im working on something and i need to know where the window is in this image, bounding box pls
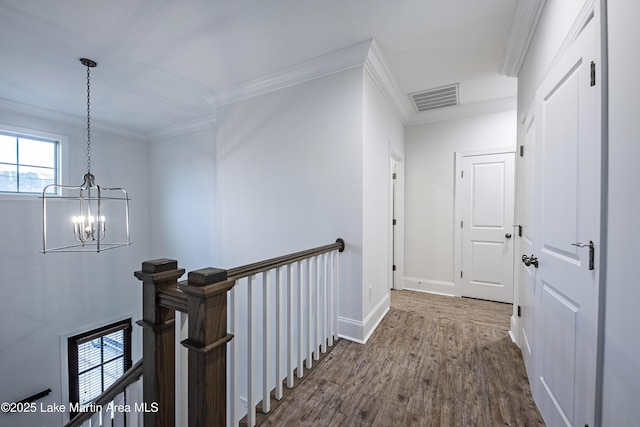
[0,130,59,194]
[68,319,132,414]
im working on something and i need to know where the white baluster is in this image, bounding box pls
[275,266,284,400]
[125,381,140,427]
[248,275,256,427]
[336,250,340,342]
[336,251,338,345]
[113,392,125,427]
[286,263,295,388]
[322,252,328,353]
[306,257,313,369]
[315,254,321,359]
[262,270,270,414]
[297,260,304,378]
[228,285,239,426]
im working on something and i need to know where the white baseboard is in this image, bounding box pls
[403,277,456,296]
[509,315,519,345]
[338,293,390,344]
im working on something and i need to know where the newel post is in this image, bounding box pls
[134,259,185,427]
[179,267,235,427]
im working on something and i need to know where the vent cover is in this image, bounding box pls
[409,84,459,112]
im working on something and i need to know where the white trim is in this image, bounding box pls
[237,395,249,421]
[338,293,390,344]
[509,315,519,344]
[338,316,366,344]
[363,40,414,123]
[511,103,534,348]
[204,38,414,125]
[0,98,146,141]
[500,0,547,77]
[389,148,405,291]
[204,39,372,107]
[406,97,517,126]
[148,116,217,141]
[403,277,456,296]
[0,123,69,201]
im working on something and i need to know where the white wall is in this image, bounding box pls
[215,68,364,333]
[148,126,217,272]
[404,110,517,295]
[0,110,150,427]
[362,70,404,340]
[213,68,364,413]
[601,1,640,425]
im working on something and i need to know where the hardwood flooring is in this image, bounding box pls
[260,290,544,426]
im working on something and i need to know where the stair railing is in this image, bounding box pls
[64,359,144,427]
[134,238,345,427]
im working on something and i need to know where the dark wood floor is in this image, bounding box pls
[261,290,544,426]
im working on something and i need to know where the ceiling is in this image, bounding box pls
[0,0,520,138]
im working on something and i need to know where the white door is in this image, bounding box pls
[532,17,599,427]
[460,152,515,303]
[517,110,537,375]
[391,157,398,289]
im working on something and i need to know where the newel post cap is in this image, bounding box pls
[134,258,185,283]
[187,268,228,286]
[142,258,178,273]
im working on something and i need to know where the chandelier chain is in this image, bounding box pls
[86,64,91,173]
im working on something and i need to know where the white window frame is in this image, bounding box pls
[0,123,68,201]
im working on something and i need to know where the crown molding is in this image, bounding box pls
[363,39,414,123]
[204,38,413,124]
[147,115,217,141]
[406,96,517,126]
[500,0,546,77]
[0,98,146,141]
[204,39,372,107]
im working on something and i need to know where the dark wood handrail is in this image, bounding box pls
[64,359,144,427]
[158,283,189,313]
[155,239,345,313]
[17,388,51,404]
[227,238,345,280]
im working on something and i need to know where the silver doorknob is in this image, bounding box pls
[505,233,512,238]
[572,240,595,270]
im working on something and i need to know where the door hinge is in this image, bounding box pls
[392,172,397,179]
[520,145,524,157]
[460,271,463,278]
[517,305,522,317]
[461,220,463,228]
[393,265,396,271]
[518,225,523,237]
[461,170,464,178]
[393,219,397,226]
[590,61,596,86]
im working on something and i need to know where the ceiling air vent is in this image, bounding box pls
[409,84,459,112]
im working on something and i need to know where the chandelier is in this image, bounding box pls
[41,58,130,253]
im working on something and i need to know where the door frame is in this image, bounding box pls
[454,147,516,298]
[389,147,404,290]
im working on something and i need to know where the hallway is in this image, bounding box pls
[260,290,544,426]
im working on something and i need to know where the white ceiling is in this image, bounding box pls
[0,0,519,137]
